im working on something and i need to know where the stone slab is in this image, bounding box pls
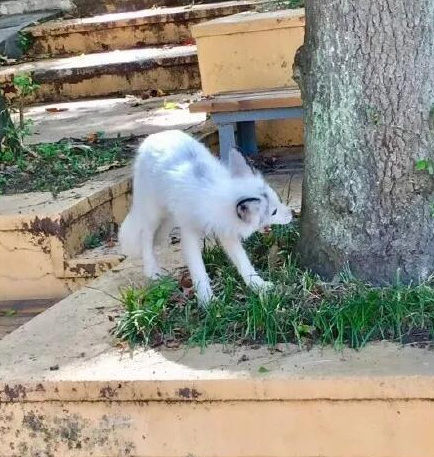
[20,92,206,144]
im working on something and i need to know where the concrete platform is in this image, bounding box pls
[25,1,258,56]
[20,92,206,144]
[0,45,200,103]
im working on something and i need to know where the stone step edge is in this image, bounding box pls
[0,47,198,82]
[25,1,259,37]
[2,376,434,403]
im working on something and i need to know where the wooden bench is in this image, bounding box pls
[189,87,303,162]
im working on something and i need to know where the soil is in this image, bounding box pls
[0,136,140,195]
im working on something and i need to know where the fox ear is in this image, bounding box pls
[236,197,261,223]
[228,148,254,177]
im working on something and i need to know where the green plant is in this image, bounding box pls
[83,224,115,250]
[0,138,130,196]
[17,32,33,54]
[1,73,39,162]
[115,225,434,350]
[416,159,434,175]
[12,73,39,129]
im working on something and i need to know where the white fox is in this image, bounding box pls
[119,130,293,306]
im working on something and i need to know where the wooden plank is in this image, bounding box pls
[190,88,302,113]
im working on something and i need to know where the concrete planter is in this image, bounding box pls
[0,167,131,301]
[192,8,305,148]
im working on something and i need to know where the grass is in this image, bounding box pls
[0,137,136,196]
[115,225,434,350]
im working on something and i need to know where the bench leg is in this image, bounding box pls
[237,121,258,156]
[217,123,236,164]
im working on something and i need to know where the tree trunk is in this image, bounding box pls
[294,0,434,284]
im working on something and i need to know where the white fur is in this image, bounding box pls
[119,130,293,306]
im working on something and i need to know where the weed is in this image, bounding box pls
[115,225,434,350]
[83,224,116,250]
[1,73,39,161]
[17,32,33,54]
[0,139,132,195]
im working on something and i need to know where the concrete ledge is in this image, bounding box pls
[1,256,434,457]
[25,1,258,56]
[0,46,200,103]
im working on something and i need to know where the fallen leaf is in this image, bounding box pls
[96,161,120,173]
[181,38,196,45]
[166,339,181,349]
[45,107,68,113]
[163,101,179,110]
[86,132,99,143]
[180,273,193,289]
[258,366,270,373]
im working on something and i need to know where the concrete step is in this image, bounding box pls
[20,92,207,144]
[72,0,240,16]
[0,0,236,16]
[25,1,258,57]
[0,45,200,103]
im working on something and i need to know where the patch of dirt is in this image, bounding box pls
[0,136,139,196]
[401,328,434,349]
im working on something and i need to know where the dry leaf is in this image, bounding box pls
[165,339,181,349]
[86,132,98,143]
[106,239,116,248]
[180,274,193,289]
[163,101,179,110]
[96,161,120,173]
[182,38,196,45]
[45,107,68,113]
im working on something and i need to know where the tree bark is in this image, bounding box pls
[294,0,434,284]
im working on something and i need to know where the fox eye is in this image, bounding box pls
[272,209,277,216]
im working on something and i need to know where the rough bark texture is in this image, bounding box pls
[294,0,434,284]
